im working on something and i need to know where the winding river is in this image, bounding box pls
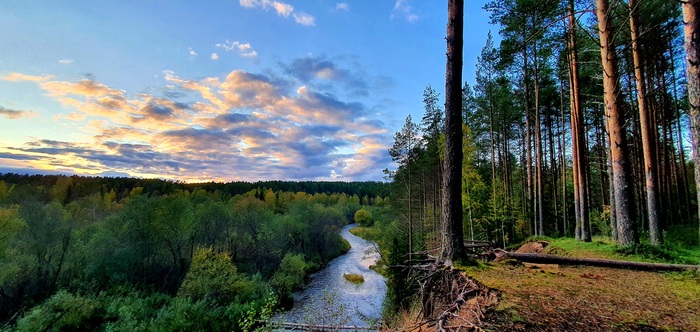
[272,224,387,328]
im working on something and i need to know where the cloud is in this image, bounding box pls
[0,106,38,119]
[1,72,53,82]
[215,40,258,58]
[188,47,198,57]
[58,59,74,65]
[239,0,315,26]
[210,53,219,60]
[282,55,370,96]
[293,13,315,26]
[2,64,392,181]
[336,3,350,11]
[391,0,419,22]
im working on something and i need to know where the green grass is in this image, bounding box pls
[517,235,700,265]
[343,273,365,284]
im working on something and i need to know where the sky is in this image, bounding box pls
[0,0,495,182]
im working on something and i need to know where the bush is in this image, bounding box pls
[15,291,103,332]
[354,209,373,227]
[271,253,307,297]
[178,247,244,305]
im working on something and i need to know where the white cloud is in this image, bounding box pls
[211,53,219,60]
[391,0,419,22]
[215,40,258,58]
[293,13,315,26]
[336,3,350,11]
[239,0,315,26]
[58,59,74,65]
[188,47,198,57]
[242,50,258,58]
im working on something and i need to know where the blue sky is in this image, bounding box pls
[0,0,494,182]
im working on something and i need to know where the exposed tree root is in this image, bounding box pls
[404,261,498,331]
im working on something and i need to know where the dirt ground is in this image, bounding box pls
[464,260,700,331]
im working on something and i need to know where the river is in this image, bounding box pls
[272,223,387,328]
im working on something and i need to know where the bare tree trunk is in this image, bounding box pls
[534,36,545,236]
[441,0,466,265]
[669,33,690,221]
[596,0,637,245]
[629,0,661,245]
[568,0,590,241]
[683,0,700,241]
[524,47,534,236]
[605,110,618,241]
[560,75,568,236]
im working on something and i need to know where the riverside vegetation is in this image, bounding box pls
[0,173,390,331]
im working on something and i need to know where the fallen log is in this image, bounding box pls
[504,252,700,272]
[261,321,380,331]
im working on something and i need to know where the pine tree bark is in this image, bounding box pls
[629,0,661,245]
[441,0,466,265]
[596,0,637,245]
[683,0,700,242]
[534,35,544,236]
[568,0,591,241]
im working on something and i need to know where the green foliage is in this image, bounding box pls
[0,174,366,329]
[271,253,307,297]
[178,247,245,304]
[0,206,25,257]
[354,209,373,226]
[15,291,102,332]
[589,206,612,237]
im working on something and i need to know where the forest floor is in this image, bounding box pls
[459,238,700,331]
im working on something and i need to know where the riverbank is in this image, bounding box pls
[271,224,387,327]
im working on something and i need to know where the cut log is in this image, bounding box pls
[505,252,700,272]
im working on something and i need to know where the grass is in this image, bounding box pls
[460,233,700,331]
[516,235,700,265]
[343,273,365,284]
[463,261,700,331]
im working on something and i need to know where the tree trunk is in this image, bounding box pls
[524,47,534,236]
[629,0,661,245]
[534,36,545,236]
[441,0,466,265]
[669,32,690,222]
[683,0,700,242]
[596,0,637,245]
[568,0,590,241]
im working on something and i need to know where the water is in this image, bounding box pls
[272,224,387,328]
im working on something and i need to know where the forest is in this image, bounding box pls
[385,0,699,254]
[0,174,391,331]
[1,0,700,330]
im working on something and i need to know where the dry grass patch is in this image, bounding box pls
[466,262,700,331]
[343,273,364,284]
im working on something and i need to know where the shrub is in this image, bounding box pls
[271,253,307,297]
[178,247,244,305]
[354,209,373,227]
